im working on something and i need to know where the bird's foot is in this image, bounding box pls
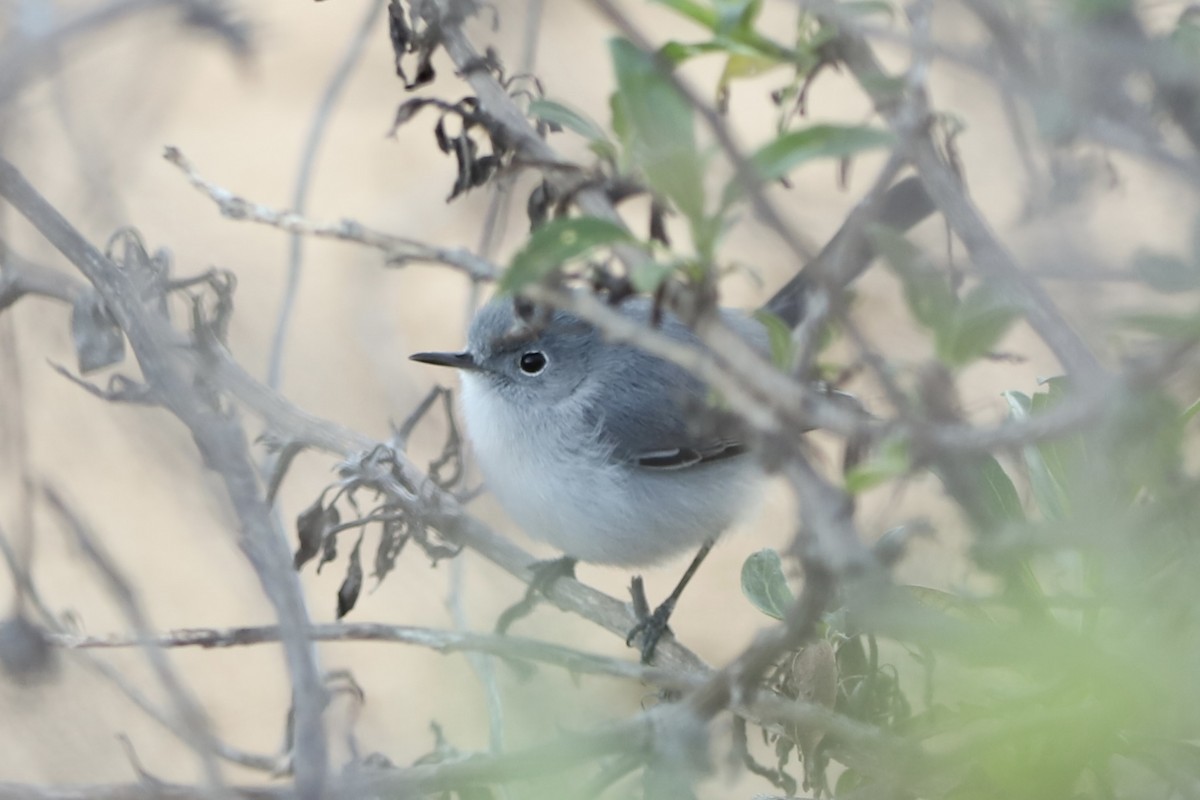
[495,556,577,634]
[625,576,676,664]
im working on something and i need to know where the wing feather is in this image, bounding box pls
[584,299,766,471]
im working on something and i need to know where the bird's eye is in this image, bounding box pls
[518,351,547,375]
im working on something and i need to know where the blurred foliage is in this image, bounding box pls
[574,2,1200,799]
[345,0,1200,797]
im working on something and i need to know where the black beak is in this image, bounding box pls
[409,350,477,370]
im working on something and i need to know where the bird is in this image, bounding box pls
[411,177,934,661]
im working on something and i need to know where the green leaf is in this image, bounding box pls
[630,261,676,293]
[1107,390,1186,492]
[724,125,893,208]
[651,0,718,29]
[718,50,779,89]
[841,0,896,18]
[741,549,795,620]
[1120,310,1200,339]
[937,283,1019,367]
[1132,250,1200,293]
[528,99,611,145]
[1182,396,1200,425]
[753,309,795,369]
[845,435,910,493]
[870,225,957,334]
[1172,8,1200,63]
[1030,378,1090,511]
[715,0,762,32]
[834,769,866,797]
[610,38,707,226]
[659,39,728,66]
[973,455,1026,525]
[1004,390,1068,519]
[874,231,1018,368]
[502,217,635,292]
[906,585,995,623]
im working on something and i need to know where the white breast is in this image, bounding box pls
[459,373,761,567]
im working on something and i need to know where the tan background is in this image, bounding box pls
[0,0,1195,795]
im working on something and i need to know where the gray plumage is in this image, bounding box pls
[429,297,768,566]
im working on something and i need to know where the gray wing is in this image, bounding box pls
[589,300,768,470]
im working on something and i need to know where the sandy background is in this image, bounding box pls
[0,0,1195,796]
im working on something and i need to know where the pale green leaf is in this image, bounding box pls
[502,217,635,292]
[741,549,795,620]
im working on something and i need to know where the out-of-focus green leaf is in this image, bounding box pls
[1005,391,1069,520]
[870,225,957,334]
[1182,396,1200,425]
[858,72,908,102]
[715,0,762,32]
[718,49,779,88]
[1069,0,1133,20]
[741,549,795,620]
[1172,7,1200,63]
[651,0,718,29]
[1132,250,1200,293]
[845,435,910,493]
[1108,391,1185,492]
[610,38,707,227]
[1120,311,1200,339]
[937,284,1019,367]
[906,585,996,623]
[630,261,675,293]
[834,769,865,797]
[974,455,1026,525]
[1027,377,1092,520]
[723,125,893,208]
[941,455,1025,530]
[841,0,896,18]
[502,217,635,291]
[659,39,728,65]
[528,99,611,145]
[753,309,795,369]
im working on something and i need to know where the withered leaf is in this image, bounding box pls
[70,292,125,373]
[337,534,364,619]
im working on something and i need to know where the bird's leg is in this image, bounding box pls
[495,555,578,634]
[625,540,714,663]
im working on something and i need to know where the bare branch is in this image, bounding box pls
[52,621,686,688]
[0,251,83,311]
[163,147,496,280]
[0,154,330,800]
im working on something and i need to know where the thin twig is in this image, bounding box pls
[0,526,283,774]
[269,0,386,391]
[163,147,496,281]
[51,621,684,687]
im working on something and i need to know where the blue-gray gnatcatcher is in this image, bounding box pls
[412,178,933,660]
